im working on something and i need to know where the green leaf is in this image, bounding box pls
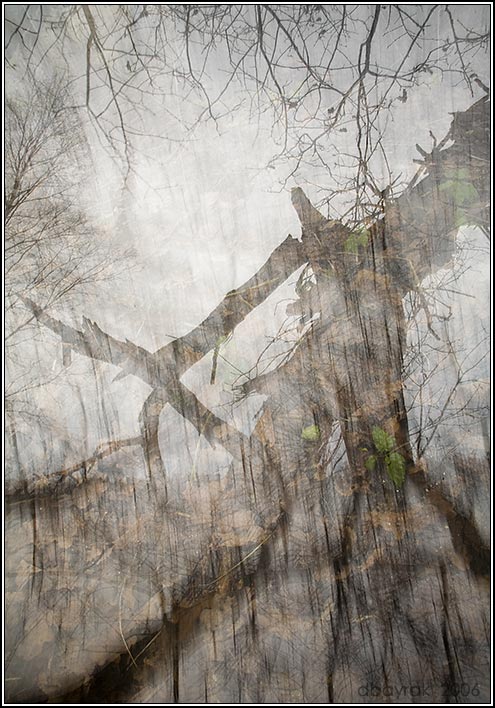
[446,167,471,182]
[439,179,457,193]
[365,454,377,472]
[344,235,359,254]
[385,452,406,487]
[439,178,479,205]
[355,229,370,247]
[301,424,321,442]
[453,182,479,205]
[371,426,395,453]
[344,228,369,254]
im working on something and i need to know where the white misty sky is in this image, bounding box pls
[4,4,490,476]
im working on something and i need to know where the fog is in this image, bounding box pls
[4,5,490,704]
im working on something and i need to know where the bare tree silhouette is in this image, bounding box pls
[4,5,490,704]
